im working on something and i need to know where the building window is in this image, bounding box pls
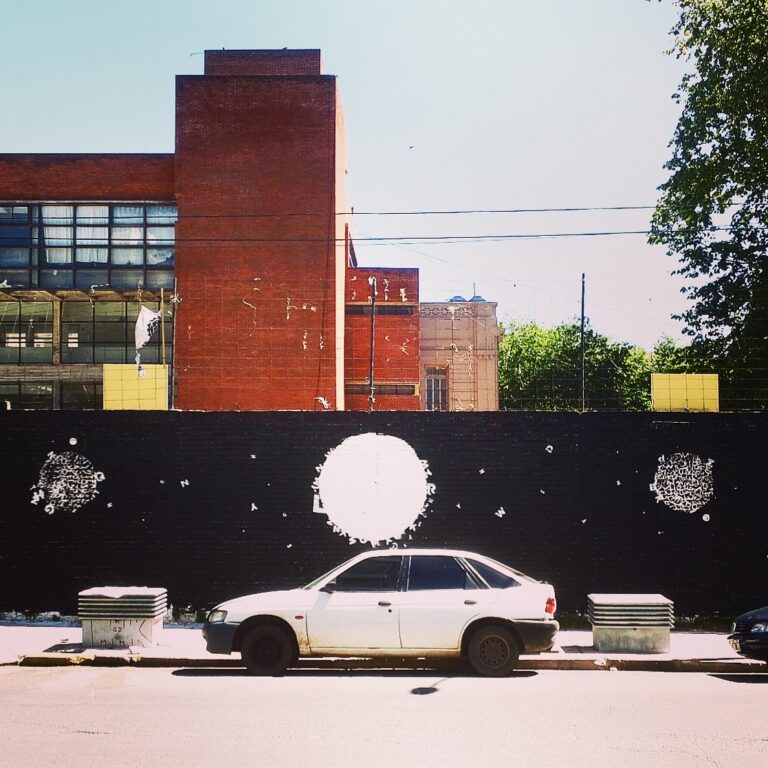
[61,300,173,364]
[61,382,103,410]
[0,203,176,292]
[345,383,417,396]
[425,366,448,411]
[345,305,415,316]
[0,382,54,410]
[0,301,53,363]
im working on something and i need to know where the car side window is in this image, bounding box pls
[332,556,403,592]
[407,556,478,591]
[466,559,520,589]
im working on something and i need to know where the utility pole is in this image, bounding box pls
[580,273,586,413]
[368,276,377,412]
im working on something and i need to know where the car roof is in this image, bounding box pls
[362,547,495,560]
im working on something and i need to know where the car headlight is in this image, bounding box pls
[207,609,227,623]
[751,622,768,633]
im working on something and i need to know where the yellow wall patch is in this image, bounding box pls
[651,373,719,412]
[103,364,169,410]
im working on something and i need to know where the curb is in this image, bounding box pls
[8,653,766,673]
[518,657,766,673]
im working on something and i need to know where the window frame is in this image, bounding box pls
[462,558,521,589]
[405,555,483,592]
[1,202,176,291]
[425,366,448,411]
[328,555,406,593]
[61,299,173,365]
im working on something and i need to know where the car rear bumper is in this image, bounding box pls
[515,619,560,653]
[202,621,239,655]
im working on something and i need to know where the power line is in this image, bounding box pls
[95,225,756,246]
[169,205,661,218]
[15,201,746,221]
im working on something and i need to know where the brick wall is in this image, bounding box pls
[174,69,343,410]
[204,49,323,76]
[345,266,420,411]
[0,154,175,201]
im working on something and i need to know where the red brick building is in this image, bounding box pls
[0,49,420,411]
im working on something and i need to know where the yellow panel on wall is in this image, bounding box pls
[103,364,169,410]
[651,373,719,412]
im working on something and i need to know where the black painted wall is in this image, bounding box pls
[1,411,765,617]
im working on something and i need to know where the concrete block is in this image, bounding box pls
[593,626,671,653]
[81,617,163,649]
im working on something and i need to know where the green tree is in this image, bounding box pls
[651,335,696,372]
[499,321,652,411]
[650,0,768,409]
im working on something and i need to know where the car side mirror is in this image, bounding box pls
[320,581,337,594]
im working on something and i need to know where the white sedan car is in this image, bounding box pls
[203,548,559,676]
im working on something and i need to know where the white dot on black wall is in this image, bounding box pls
[313,433,433,545]
[702,514,711,522]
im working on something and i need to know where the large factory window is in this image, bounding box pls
[0,203,176,291]
[0,301,53,363]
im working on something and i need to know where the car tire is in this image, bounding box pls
[241,624,296,676]
[467,624,520,677]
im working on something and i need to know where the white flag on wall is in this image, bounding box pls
[135,306,161,376]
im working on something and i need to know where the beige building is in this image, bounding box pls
[419,298,503,411]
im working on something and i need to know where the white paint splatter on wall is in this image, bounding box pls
[650,452,714,514]
[312,433,434,545]
[30,451,104,515]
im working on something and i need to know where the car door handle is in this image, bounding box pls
[464,599,477,605]
[378,600,392,607]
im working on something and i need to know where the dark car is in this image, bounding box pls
[728,605,768,661]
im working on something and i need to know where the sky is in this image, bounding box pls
[0,0,690,349]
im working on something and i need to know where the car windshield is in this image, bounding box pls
[301,555,360,590]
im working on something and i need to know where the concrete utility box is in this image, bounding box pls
[78,586,167,648]
[588,593,674,653]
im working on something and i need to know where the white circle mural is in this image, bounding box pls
[312,433,434,545]
[30,451,105,515]
[650,452,714,514]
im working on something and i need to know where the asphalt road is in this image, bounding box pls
[1,666,766,768]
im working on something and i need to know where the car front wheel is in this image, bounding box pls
[241,624,296,676]
[467,625,520,677]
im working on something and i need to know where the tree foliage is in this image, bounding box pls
[498,321,652,410]
[650,0,768,408]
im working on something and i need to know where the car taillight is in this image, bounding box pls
[545,597,556,615]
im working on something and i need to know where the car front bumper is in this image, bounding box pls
[202,621,240,655]
[728,633,768,661]
[515,619,560,654]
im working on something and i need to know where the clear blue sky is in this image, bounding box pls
[0,0,688,349]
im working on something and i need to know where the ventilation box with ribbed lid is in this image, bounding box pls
[78,586,167,648]
[588,593,674,653]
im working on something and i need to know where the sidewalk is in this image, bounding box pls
[1,624,765,672]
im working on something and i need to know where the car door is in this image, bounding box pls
[397,555,496,649]
[306,555,403,651]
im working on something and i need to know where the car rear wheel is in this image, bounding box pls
[241,624,296,676]
[467,624,520,677]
